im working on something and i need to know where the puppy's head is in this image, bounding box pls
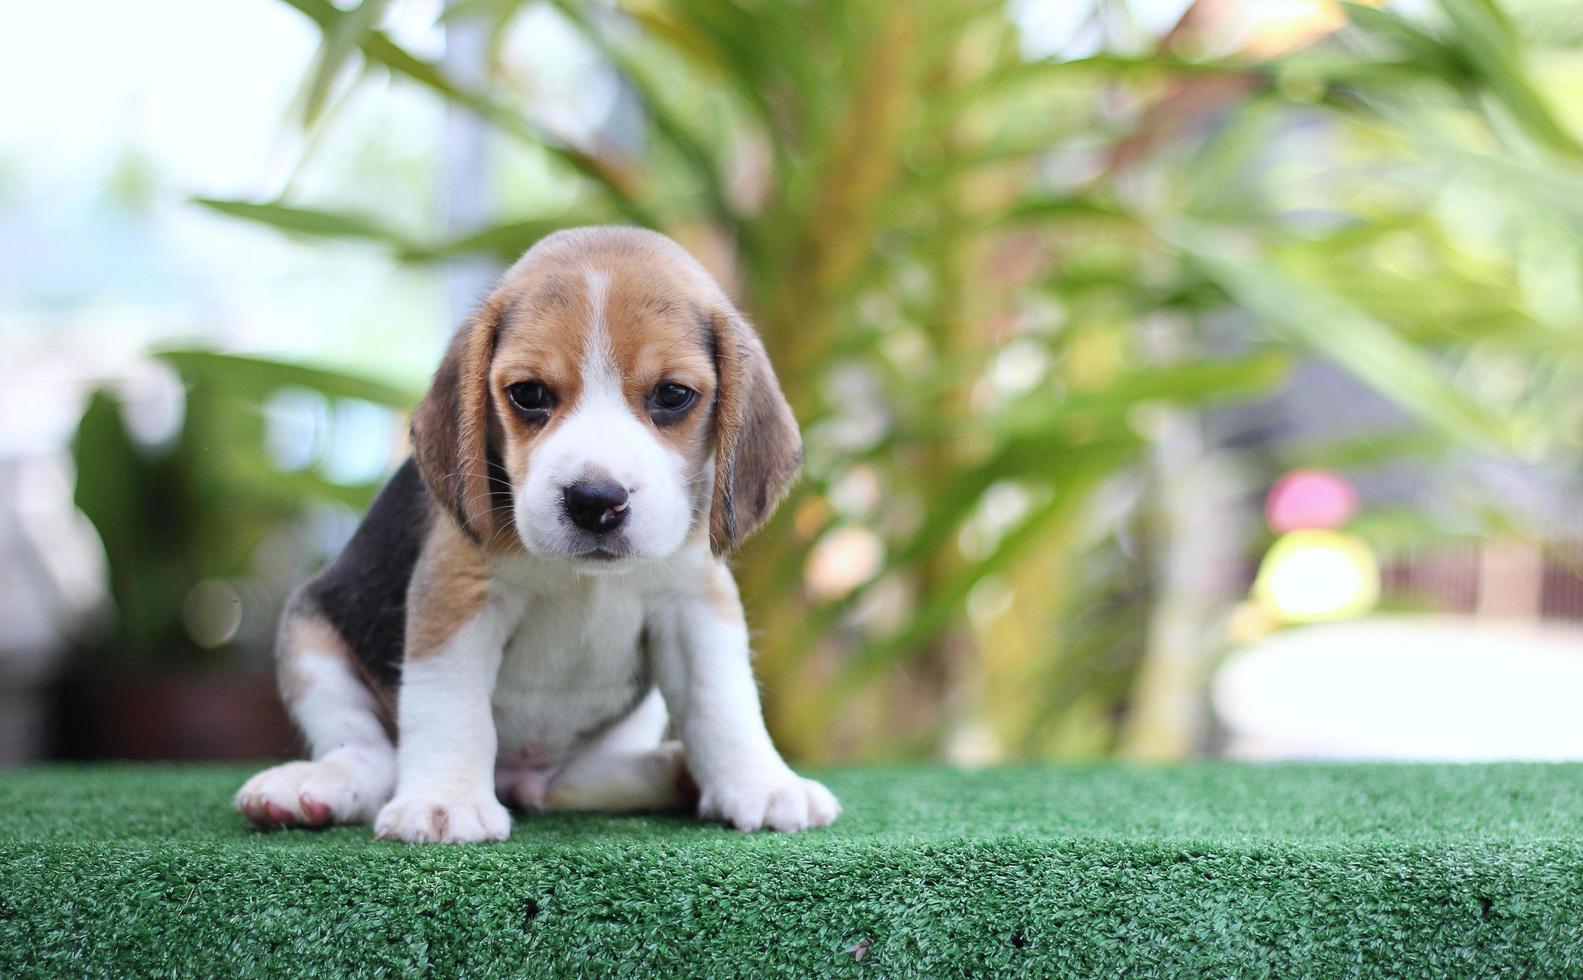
[410,227,799,571]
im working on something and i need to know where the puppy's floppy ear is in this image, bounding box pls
[411,302,501,543]
[708,306,802,555]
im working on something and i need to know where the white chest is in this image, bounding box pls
[490,578,651,765]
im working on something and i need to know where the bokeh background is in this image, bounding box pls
[4,0,1583,767]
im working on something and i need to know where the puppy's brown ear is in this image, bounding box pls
[708,307,802,555]
[411,303,501,543]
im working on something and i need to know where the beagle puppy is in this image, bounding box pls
[235,227,839,842]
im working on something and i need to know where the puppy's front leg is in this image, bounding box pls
[652,566,840,832]
[375,605,515,844]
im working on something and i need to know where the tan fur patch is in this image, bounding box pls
[411,296,506,542]
[490,270,592,412]
[405,517,492,660]
[486,229,724,506]
[604,270,717,457]
[706,308,802,554]
[276,611,350,705]
[277,605,397,729]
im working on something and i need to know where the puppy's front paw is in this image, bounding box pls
[699,770,841,832]
[374,793,511,844]
[236,754,392,828]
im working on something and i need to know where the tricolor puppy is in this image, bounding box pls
[236,227,839,842]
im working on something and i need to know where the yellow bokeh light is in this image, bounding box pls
[1254,529,1379,623]
[804,525,884,601]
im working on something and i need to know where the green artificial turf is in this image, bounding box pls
[4,764,1583,977]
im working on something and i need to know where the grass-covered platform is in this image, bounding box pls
[3,763,1582,976]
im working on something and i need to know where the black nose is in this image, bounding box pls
[563,480,630,534]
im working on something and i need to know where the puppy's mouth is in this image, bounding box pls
[566,543,643,574]
[564,533,638,562]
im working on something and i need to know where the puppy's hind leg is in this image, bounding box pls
[236,599,396,829]
[540,742,693,813]
[534,690,696,814]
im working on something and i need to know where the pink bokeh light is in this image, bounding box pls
[1265,468,1357,533]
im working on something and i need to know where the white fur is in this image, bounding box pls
[489,555,651,767]
[648,569,842,832]
[375,602,516,843]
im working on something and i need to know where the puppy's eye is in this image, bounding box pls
[649,382,697,420]
[506,381,554,418]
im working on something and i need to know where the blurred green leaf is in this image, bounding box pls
[222,449,386,510]
[1169,221,1522,454]
[195,198,607,264]
[997,350,1292,442]
[278,0,661,225]
[399,216,601,263]
[1417,138,1583,230]
[194,197,420,251]
[436,0,516,24]
[157,350,420,408]
[1436,0,1583,158]
[1271,430,1451,471]
[831,459,1120,697]
[1341,3,1467,84]
[301,0,390,128]
[547,0,752,257]
[73,391,170,653]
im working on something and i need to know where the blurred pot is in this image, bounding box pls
[59,667,296,761]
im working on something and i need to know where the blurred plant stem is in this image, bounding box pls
[440,0,498,326]
[1118,403,1242,760]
